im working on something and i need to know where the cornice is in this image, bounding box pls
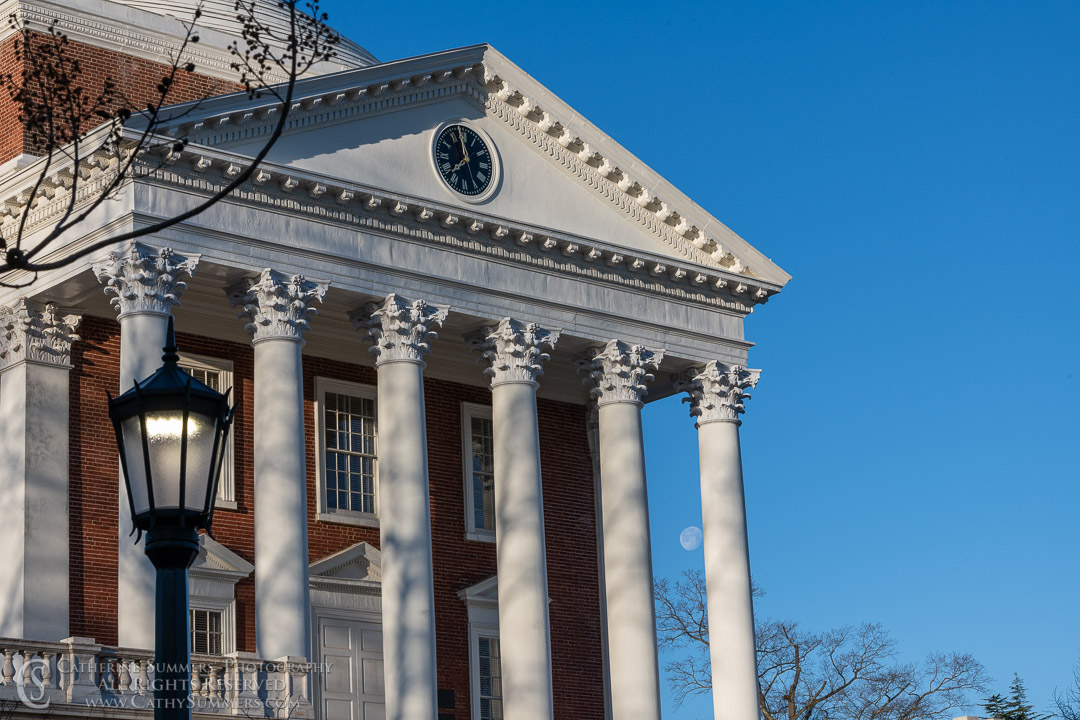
[144,50,786,285]
[1,0,267,84]
[1,144,777,315]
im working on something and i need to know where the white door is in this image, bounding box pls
[318,616,385,720]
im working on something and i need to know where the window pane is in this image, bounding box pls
[322,389,377,515]
[478,636,502,720]
[469,413,495,532]
[191,609,224,656]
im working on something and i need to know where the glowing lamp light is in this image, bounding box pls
[108,316,234,535]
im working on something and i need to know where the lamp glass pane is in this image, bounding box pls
[182,410,219,512]
[140,409,215,511]
[120,416,151,515]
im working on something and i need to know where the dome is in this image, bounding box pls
[108,0,379,70]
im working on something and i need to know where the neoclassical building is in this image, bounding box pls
[0,1,790,719]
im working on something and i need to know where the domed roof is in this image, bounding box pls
[109,0,378,70]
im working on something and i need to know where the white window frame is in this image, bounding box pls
[189,603,231,656]
[471,631,503,720]
[315,377,380,528]
[461,402,496,542]
[178,352,236,509]
[459,577,501,720]
[188,535,251,657]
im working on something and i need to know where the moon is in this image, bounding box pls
[679,526,703,551]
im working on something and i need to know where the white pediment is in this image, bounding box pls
[310,542,382,584]
[457,576,498,606]
[190,533,254,581]
[160,45,789,288]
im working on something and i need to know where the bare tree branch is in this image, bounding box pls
[0,0,340,285]
[655,572,988,720]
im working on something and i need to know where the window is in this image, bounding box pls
[459,576,500,720]
[178,353,235,508]
[461,403,495,541]
[477,636,503,720]
[188,534,252,657]
[316,378,379,527]
[191,608,224,655]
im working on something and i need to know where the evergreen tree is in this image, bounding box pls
[982,675,1050,720]
[983,693,1010,719]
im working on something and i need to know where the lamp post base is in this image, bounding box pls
[145,524,200,720]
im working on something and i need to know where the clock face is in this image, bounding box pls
[433,124,495,198]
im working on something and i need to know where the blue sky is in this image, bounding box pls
[332,2,1080,716]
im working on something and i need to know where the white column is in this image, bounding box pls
[468,318,560,720]
[227,269,327,662]
[678,362,762,720]
[93,243,200,649]
[352,294,448,720]
[0,300,80,641]
[579,340,665,720]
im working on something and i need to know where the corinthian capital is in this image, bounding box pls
[466,317,560,386]
[577,339,665,406]
[225,269,328,343]
[675,361,760,425]
[350,294,449,365]
[92,243,200,318]
[0,300,81,370]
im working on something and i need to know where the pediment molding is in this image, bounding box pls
[2,147,776,314]
[132,48,787,286]
[457,575,498,607]
[190,534,254,582]
[310,542,382,584]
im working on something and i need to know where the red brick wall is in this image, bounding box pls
[69,317,605,719]
[0,32,239,164]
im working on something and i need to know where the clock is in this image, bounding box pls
[433,123,496,199]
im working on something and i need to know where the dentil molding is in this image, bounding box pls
[467,317,560,387]
[577,339,665,406]
[349,293,449,366]
[92,242,200,318]
[675,361,760,425]
[225,268,328,343]
[0,298,81,370]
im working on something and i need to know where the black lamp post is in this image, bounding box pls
[108,317,234,720]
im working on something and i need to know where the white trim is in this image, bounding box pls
[314,376,379,526]
[461,402,496,543]
[189,600,233,655]
[188,535,252,656]
[178,351,235,506]
[460,576,500,720]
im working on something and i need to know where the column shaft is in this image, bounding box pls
[698,421,758,720]
[491,381,554,720]
[253,338,311,660]
[117,312,168,650]
[94,243,200,650]
[353,293,447,720]
[597,401,662,720]
[378,361,438,720]
[0,361,72,640]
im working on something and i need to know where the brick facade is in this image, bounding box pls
[68,314,605,720]
[0,32,238,164]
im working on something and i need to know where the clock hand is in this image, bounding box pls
[457,128,470,164]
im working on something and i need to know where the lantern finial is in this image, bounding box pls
[162,316,180,365]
